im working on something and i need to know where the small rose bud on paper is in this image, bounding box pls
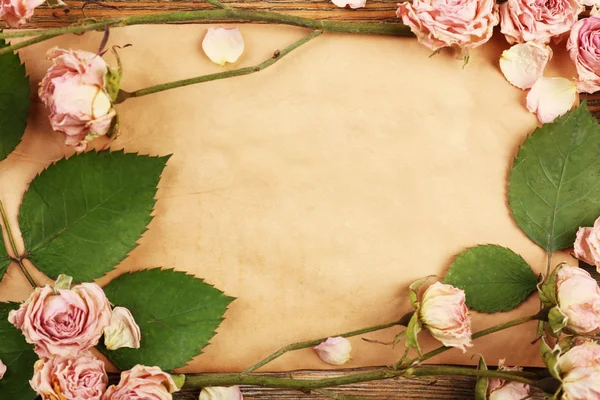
[554,266,600,335]
[331,0,366,9]
[200,386,244,400]
[526,77,577,124]
[104,306,142,350]
[558,342,600,399]
[573,217,600,270]
[202,27,245,66]
[568,17,600,94]
[419,282,472,352]
[313,337,352,365]
[487,359,531,400]
[0,0,45,28]
[103,365,179,400]
[499,42,552,89]
[0,359,5,380]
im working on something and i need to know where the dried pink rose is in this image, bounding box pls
[488,360,531,400]
[331,0,366,8]
[30,352,108,400]
[39,47,117,151]
[102,365,179,400]
[558,342,600,399]
[419,282,472,352]
[499,42,552,89]
[568,17,600,94]
[555,266,600,335]
[104,306,141,350]
[573,217,600,269]
[199,386,244,400]
[8,282,111,358]
[526,77,577,123]
[313,337,352,365]
[0,359,6,379]
[499,0,582,45]
[0,0,45,28]
[396,0,499,52]
[202,27,245,66]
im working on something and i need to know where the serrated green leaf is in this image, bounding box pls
[0,303,38,400]
[100,269,234,371]
[0,38,30,162]
[509,103,600,253]
[19,151,169,281]
[474,356,488,400]
[443,245,538,313]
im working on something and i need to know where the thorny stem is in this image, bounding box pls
[0,199,37,288]
[116,30,323,102]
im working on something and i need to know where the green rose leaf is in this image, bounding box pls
[443,245,538,313]
[100,269,234,371]
[0,38,30,162]
[19,151,169,281]
[509,103,600,253]
[0,303,38,400]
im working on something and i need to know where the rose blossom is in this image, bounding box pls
[419,282,472,352]
[8,282,111,358]
[0,359,5,379]
[39,47,117,151]
[396,0,499,52]
[573,217,600,268]
[30,352,108,400]
[568,17,600,94]
[558,342,600,399]
[499,0,582,45]
[104,306,141,350]
[487,359,531,400]
[102,365,179,400]
[313,337,352,365]
[554,266,600,335]
[0,0,45,28]
[199,386,244,400]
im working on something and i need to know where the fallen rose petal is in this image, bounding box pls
[0,359,5,379]
[526,77,577,123]
[202,27,245,66]
[104,307,141,350]
[199,386,244,400]
[331,0,366,8]
[500,42,552,89]
[313,337,352,365]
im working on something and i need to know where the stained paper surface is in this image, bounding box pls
[0,24,577,371]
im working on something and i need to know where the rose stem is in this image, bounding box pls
[0,9,412,55]
[116,29,322,102]
[243,312,414,374]
[0,199,37,288]
[0,34,60,56]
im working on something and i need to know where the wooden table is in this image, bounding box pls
[22,2,594,399]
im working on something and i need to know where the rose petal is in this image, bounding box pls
[0,360,6,380]
[331,0,366,9]
[104,306,141,350]
[500,42,553,89]
[526,77,577,123]
[202,27,245,66]
[313,337,352,365]
[200,386,244,400]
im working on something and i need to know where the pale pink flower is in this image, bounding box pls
[199,386,244,400]
[102,365,179,400]
[0,0,45,28]
[499,0,583,45]
[499,42,552,89]
[396,0,499,52]
[558,342,600,400]
[313,337,352,365]
[202,27,244,66]
[0,359,5,379]
[419,282,472,352]
[8,283,111,358]
[488,360,531,400]
[573,217,600,268]
[568,17,600,94]
[331,0,366,8]
[555,266,600,335]
[30,352,108,400]
[526,77,577,123]
[39,47,117,151]
[104,307,141,350]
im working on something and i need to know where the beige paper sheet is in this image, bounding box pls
[0,25,577,372]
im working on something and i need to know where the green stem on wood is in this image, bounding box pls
[0,34,60,56]
[0,199,37,288]
[117,29,323,102]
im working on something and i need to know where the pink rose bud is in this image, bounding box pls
[39,47,118,151]
[30,352,108,400]
[568,17,600,94]
[202,27,245,66]
[555,266,600,335]
[526,77,577,124]
[396,0,498,52]
[8,282,111,358]
[104,306,141,350]
[102,365,179,400]
[419,282,472,352]
[331,0,366,8]
[488,359,531,400]
[0,0,45,28]
[499,0,582,45]
[558,342,600,400]
[499,42,552,90]
[199,386,244,400]
[0,359,5,379]
[313,337,352,365]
